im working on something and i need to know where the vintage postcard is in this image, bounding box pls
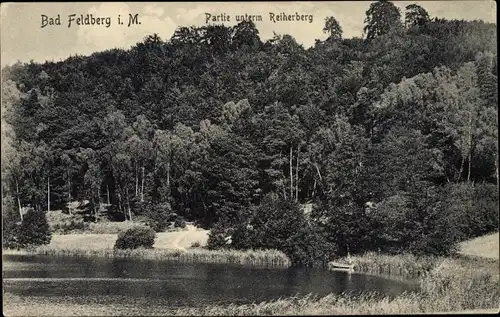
[1,1,498,316]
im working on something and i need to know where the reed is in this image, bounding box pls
[4,289,498,316]
[334,251,437,279]
[3,246,291,268]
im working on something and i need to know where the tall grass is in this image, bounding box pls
[4,246,291,268]
[336,252,437,279]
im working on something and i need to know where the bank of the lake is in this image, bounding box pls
[2,246,291,267]
[3,250,498,316]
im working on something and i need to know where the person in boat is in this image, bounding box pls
[346,246,353,265]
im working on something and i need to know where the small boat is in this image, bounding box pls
[328,249,354,271]
[328,261,354,271]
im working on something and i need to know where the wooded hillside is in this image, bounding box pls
[2,1,497,260]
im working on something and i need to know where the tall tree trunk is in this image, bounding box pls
[467,112,473,183]
[68,173,72,215]
[116,182,123,215]
[457,156,465,183]
[97,186,101,221]
[135,164,139,196]
[467,152,472,183]
[141,164,145,202]
[107,184,110,205]
[295,144,300,202]
[279,151,286,199]
[312,178,317,199]
[126,187,132,221]
[289,145,293,200]
[166,161,170,188]
[15,178,23,221]
[47,175,50,212]
[496,152,499,194]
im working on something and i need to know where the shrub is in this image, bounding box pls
[284,225,337,267]
[232,195,306,250]
[114,226,156,250]
[207,223,231,250]
[2,195,21,249]
[141,203,173,232]
[229,195,335,266]
[444,183,499,240]
[14,208,52,249]
[174,216,186,228]
[320,200,373,256]
[47,210,86,234]
[190,241,201,248]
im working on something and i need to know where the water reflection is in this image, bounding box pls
[3,254,419,308]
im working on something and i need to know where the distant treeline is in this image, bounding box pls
[2,2,498,259]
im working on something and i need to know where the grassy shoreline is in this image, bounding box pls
[2,246,292,268]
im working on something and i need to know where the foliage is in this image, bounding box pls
[46,210,86,234]
[229,195,335,266]
[284,224,337,266]
[1,1,497,259]
[174,216,186,228]
[137,202,173,232]
[6,208,52,249]
[206,223,231,250]
[190,241,201,248]
[364,0,403,40]
[405,4,430,28]
[113,226,156,250]
[443,183,499,240]
[323,17,343,40]
[319,200,372,256]
[2,195,22,249]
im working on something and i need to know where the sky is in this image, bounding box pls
[0,1,496,67]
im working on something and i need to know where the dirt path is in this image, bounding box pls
[165,225,198,250]
[48,225,209,251]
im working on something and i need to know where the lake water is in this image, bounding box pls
[3,254,419,308]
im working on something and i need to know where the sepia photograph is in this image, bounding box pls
[1,1,498,315]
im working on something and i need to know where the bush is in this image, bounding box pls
[114,226,156,250]
[2,196,22,249]
[191,241,201,248]
[228,195,336,266]
[12,208,52,249]
[174,216,186,228]
[231,195,306,250]
[284,225,337,267]
[47,210,86,234]
[140,203,173,232]
[366,182,464,257]
[207,223,231,250]
[444,183,499,240]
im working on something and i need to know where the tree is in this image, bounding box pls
[198,129,259,227]
[364,0,403,40]
[405,4,430,28]
[323,17,343,40]
[15,208,52,249]
[231,20,261,51]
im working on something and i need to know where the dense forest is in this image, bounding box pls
[2,1,498,263]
